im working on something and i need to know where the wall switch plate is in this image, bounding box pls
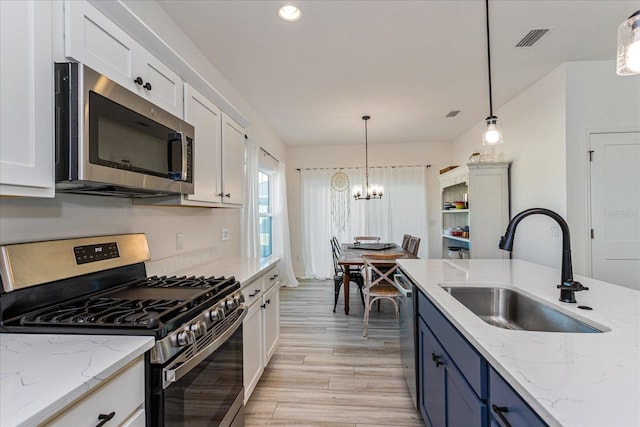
[221,228,229,241]
[550,225,559,237]
[176,233,184,250]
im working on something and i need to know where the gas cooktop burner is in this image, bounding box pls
[16,275,239,329]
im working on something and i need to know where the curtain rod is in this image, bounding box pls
[296,165,431,171]
[260,147,279,163]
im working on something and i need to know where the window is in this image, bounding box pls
[258,170,272,257]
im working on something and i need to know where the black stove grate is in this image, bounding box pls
[16,275,239,330]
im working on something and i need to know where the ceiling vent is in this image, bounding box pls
[516,28,550,47]
[445,110,461,118]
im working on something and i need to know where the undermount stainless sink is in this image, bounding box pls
[440,286,604,333]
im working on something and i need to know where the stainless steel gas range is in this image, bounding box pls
[0,234,245,427]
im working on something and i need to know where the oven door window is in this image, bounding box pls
[88,91,181,179]
[159,327,243,427]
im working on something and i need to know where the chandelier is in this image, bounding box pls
[617,10,640,75]
[352,115,383,200]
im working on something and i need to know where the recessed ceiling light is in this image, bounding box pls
[278,5,301,22]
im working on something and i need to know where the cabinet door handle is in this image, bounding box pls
[224,193,231,198]
[96,411,116,426]
[266,299,271,305]
[134,76,143,85]
[143,82,152,90]
[261,303,267,309]
[217,192,224,197]
[491,404,512,427]
[431,353,443,367]
[269,274,279,280]
[249,289,261,297]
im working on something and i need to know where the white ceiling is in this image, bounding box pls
[157,0,637,146]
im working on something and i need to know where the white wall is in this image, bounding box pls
[0,0,286,265]
[451,60,640,275]
[565,61,640,276]
[286,141,452,275]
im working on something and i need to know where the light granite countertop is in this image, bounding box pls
[0,334,154,427]
[146,254,280,286]
[397,258,640,427]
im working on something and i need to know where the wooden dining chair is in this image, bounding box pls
[407,236,421,256]
[331,239,365,312]
[401,234,411,250]
[354,236,381,243]
[361,253,408,337]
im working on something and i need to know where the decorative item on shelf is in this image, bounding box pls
[617,10,640,75]
[439,165,459,174]
[469,152,481,163]
[481,0,504,146]
[454,201,465,209]
[352,115,383,200]
[443,202,453,210]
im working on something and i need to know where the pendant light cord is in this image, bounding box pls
[485,0,494,117]
[363,115,370,189]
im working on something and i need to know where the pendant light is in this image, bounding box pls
[482,0,503,146]
[617,10,640,75]
[352,116,383,200]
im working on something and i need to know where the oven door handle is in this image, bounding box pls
[163,307,247,389]
[393,274,413,298]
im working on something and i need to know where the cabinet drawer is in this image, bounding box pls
[489,367,547,427]
[45,357,145,426]
[418,291,487,399]
[242,276,263,307]
[264,266,280,291]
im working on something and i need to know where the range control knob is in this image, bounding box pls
[233,294,243,305]
[225,298,236,310]
[207,308,225,322]
[190,321,207,337]
[176,330,196,347]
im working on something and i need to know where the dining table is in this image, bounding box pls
[338,242,418,315]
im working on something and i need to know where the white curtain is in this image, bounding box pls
[242,138,260,258]
[300,166,428,279]
[273,161,299,287]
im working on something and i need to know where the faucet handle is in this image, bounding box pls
[557,280,589,292]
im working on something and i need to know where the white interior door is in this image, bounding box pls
[589,131,640,290]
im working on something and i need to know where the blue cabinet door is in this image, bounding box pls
[419,316,445,427]
[446,359,488,427]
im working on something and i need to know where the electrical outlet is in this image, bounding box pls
[550,225,559,237]
[176,233,184,250]
[221,228,229,241]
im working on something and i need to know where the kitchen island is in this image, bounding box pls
[397,258,640,427]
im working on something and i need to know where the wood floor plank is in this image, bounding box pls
[246,279,424,427]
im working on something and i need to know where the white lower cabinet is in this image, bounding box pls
[0,0,54,197]
[44,356,145,426]
[243,263,281,402]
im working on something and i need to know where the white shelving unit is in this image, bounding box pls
[439,162,511,259]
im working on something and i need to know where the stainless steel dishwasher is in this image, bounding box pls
[394,270,417,409]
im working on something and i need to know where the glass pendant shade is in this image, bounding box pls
[482,116,503,146]
[617,10,640,75]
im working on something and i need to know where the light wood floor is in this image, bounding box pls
[245,279,425,426]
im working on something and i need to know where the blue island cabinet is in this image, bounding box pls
[417,289,547,427]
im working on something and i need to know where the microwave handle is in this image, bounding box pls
[167,132,186,181]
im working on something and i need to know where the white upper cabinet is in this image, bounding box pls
[64,0,183,117]
[221,113,245,206]
[0,0,55,197]
[183,83,221,204]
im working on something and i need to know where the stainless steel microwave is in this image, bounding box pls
[54,63,194,197]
